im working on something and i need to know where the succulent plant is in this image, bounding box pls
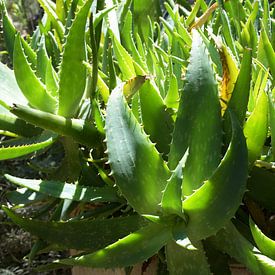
[0,0,274,274]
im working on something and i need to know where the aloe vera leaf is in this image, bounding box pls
[56,0,66,23]
[220,10,239,61]
[164,70,179,110]
[57,222,171,268]
[186,0,203,27]
[0,132,56,160]
[105,84,170,215]
[166,240,211,275]
[268,89,275,160]
[250,217,275,260]
[169,30,222,196]
[0,2,36,65]
[11,104,102,148]
[161,151,188,218]
[3,207,148,251]
[84,63,109,104]
[247,167,275,212]
[6,188,48,205]
[37,0,64,40]
[0,1,16,59]
[37,36,53,84]
[121,11,148,72]
[261,27,275,83]
[0,105,41,137]
[244,89,268,167]
[0,62,27,106]
[191,2,218,31]
[93,5,116,29]
[219,44,239,114]
[210,222,275,275]
[13,36,57,113]
[58,0,92,117]
[121,9,133,51]
[110,30,136,81]
[182,111,248,241]
[227,47,252,124]
[5,175,121,203]
[139,80,174,155]
[45,61,59,98]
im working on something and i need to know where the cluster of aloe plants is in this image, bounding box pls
[0,0,274,273]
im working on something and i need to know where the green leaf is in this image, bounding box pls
[250,217,275,260]
[37,0,64,40]
[110,30,136,81]
[5,175,121,203]
[227,47,252,124]
[164,70,179,110]
[166,240,211,275]
[261,27,275,83]
[11,104,102,148]
[13,35,57,113]
[220,9,239,61]
[244,89,268,167]
[139,80,174,155]
[105,83,170,215]
[182,111,248,241]
[0,132,56,160]
[169,30,222,197]
[0,105,41,137]
[3,207,148,251]
[161,151,188,218]
[58,222,171,268]
[210,222,275,275]
[0,62,27,106]
[58,0,93,117]
[6,188,48,205]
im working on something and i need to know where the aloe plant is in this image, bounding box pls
[0,0,274,274]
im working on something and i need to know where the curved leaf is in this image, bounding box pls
[13,35,57,113]
[169,30,222,196]
[11,104,102,148]
[0,132,56,160]
[110,30,136,81]
[0,106,41,137]
[139,80,174,155]
[105,84,170,215]
[161,151,188,218]
[58,0,93,117]
[182,111,248,241]
[3,207,147,251]
[0,62,27,106]
[227,47,253,124]
[5,175,121,203]
[250,217,275,260]
[244,89,268,166]
[58,222,171,268]
[210,222,275,275]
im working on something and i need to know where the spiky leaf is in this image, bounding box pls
[169,30,222,196]
[58,0,93,117]
[182,111,248,241]
[13,35,57,113]
[5,175,121,203]
[3,207,147,251]
[58,222,171,268]
[105,83,170,215]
